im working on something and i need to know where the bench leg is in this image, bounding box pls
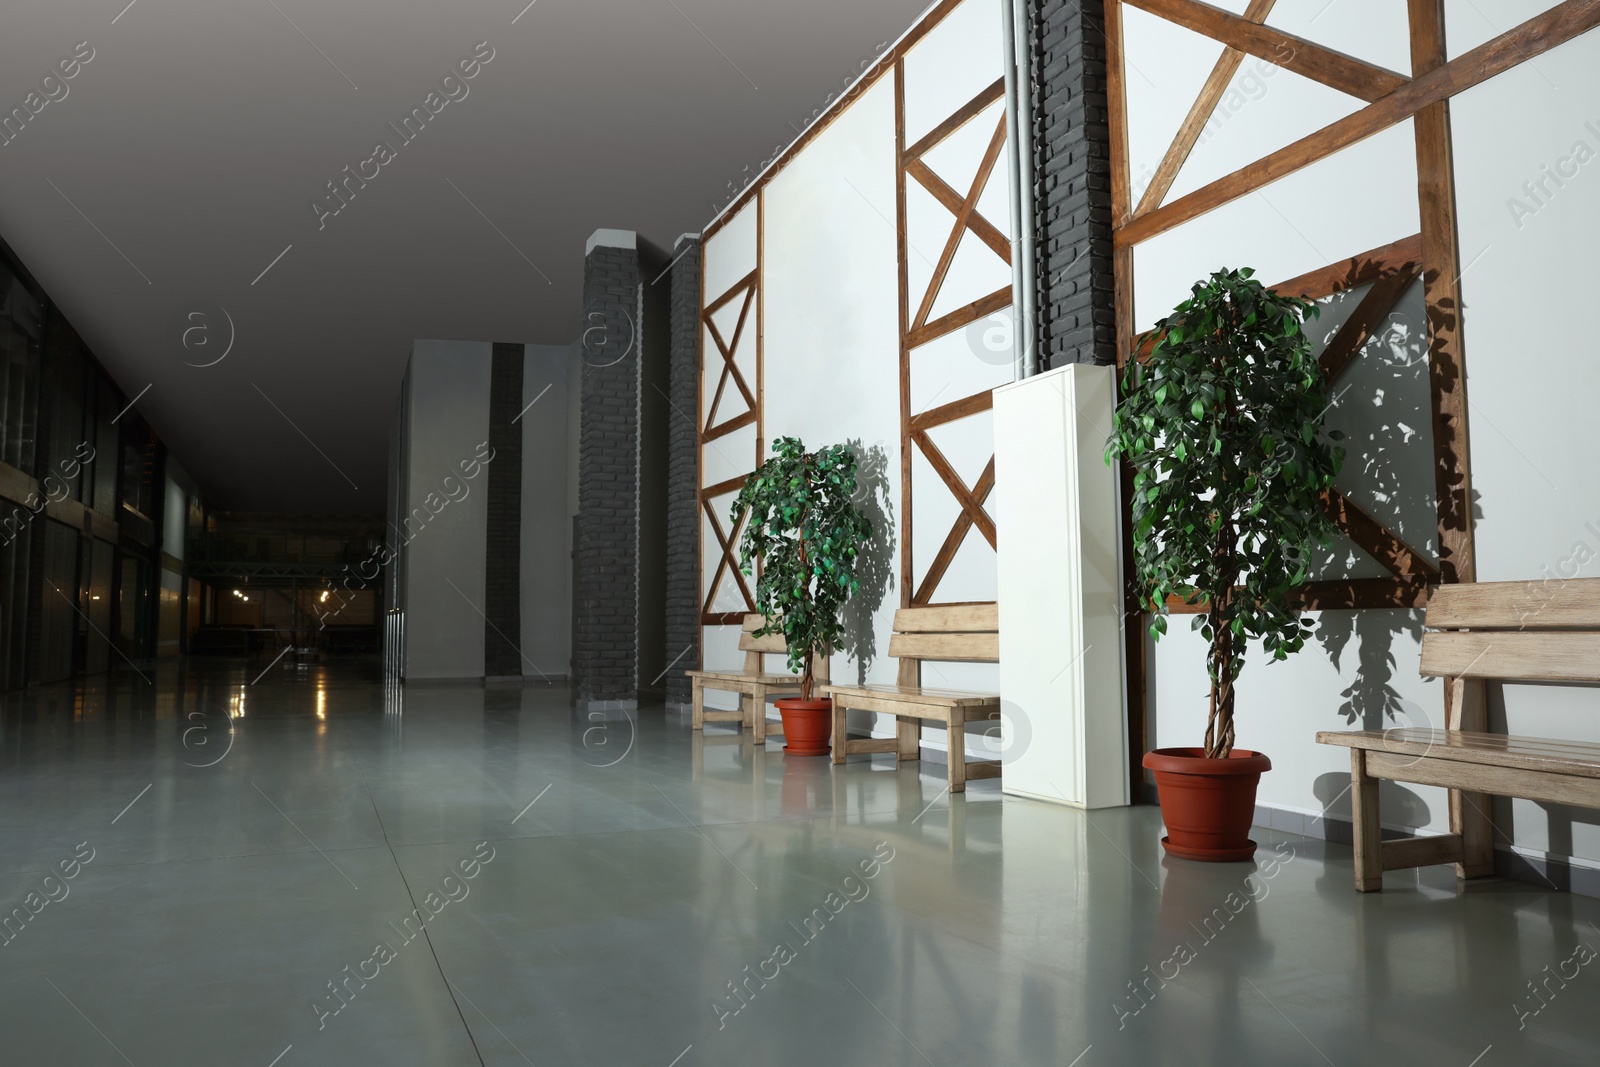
[1352,749,1382,892]
[691,682,705,730]
[1447,677,1495,879]
[751,687,767,745]
[896,717,919,761]
[947,718,967,793]
[831,702,848,764]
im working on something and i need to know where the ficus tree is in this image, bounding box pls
[1107,267,1344,758]
[733,437,873,701]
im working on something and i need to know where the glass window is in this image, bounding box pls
[0,261,42,474]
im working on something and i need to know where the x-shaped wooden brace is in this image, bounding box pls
[702,271,759,436]
[910,429,997,606]
[701,478,756,617]
[903,78,1012,337]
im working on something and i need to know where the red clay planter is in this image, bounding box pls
[775,698,833,756]
[1143,747,1272,862]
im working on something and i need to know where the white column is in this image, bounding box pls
[993,363,1128,808]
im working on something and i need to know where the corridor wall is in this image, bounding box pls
[696,0,1016,759]
[1114,0,1600,876]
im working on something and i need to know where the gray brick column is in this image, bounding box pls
[575,236,641,706]
[574,231,669,708]
[1027,0,1117,368]
[664,234,701,708]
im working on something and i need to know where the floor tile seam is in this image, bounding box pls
[356,768,489,1067]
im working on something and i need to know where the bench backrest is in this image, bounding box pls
[1422,579,1600,685]
[739,614,829,682]
[888,603,999,687]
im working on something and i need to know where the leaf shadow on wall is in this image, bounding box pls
[1295,276,1446,828]
[839,439,895,685]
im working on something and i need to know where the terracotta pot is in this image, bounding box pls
[1143,747,1271,862]
[775,697,833,757]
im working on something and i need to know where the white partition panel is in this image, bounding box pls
[995,364,1127,808]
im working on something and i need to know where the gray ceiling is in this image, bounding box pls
[0,0,930,512]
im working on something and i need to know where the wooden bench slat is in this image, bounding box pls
[893,603,999,633]
[1318,728,1600,779]
[1366,749,1600,809]
[887,631,1000,662]
[1420,631,1600,684]
[738,631,789,654]
[823,683,1001,707]
[1427,578,1600,631]
[686,670,803,686]
[825,691,974,722]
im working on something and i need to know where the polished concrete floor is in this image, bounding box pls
[2,658,1598,1066]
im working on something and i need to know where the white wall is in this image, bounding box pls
[763,73,903,696]
[1128,2,1600,868]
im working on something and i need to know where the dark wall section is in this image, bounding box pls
[664,235,702,708]
[1027,0,1117,368]
[484,342,526,677]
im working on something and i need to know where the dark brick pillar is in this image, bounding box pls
[664,234,701,708]
[1028,0,1116,368]
[575,235,644,707]
[484,342,525,678]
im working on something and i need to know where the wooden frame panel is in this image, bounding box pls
[896,59,1013,609]
[1108,0,1599,797]
[698,216,764,628]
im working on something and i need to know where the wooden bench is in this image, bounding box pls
[822,603,1001,793]
[685,615,827,745]
[1318,578,1600,892]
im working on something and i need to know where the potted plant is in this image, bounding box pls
[1107,267,1343,861]
[733,436,872,756]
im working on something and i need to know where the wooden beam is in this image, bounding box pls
[907,159,1012,263]
[1410,0,1477,587]
[907,287,1013,349]
[897,58,914,612]
[702,408,756,443]
[1134,0,1277,217]
[1292,577,1432,610]
[1381,832,1463,871]
[1272,233,1423,303]
[1123,0,1407,102]
[1115,0,1600,249]
[699,474,749,501]
[1320,488,1440,580]
[909,390,993,433]
[905,76,1006,161]
[1317,268,1417,383]
[705,270,759,314]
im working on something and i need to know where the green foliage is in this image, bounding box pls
[733,437,873,701]
[1106,267,1344,757]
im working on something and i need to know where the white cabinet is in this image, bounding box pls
[993,364,1129,808]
